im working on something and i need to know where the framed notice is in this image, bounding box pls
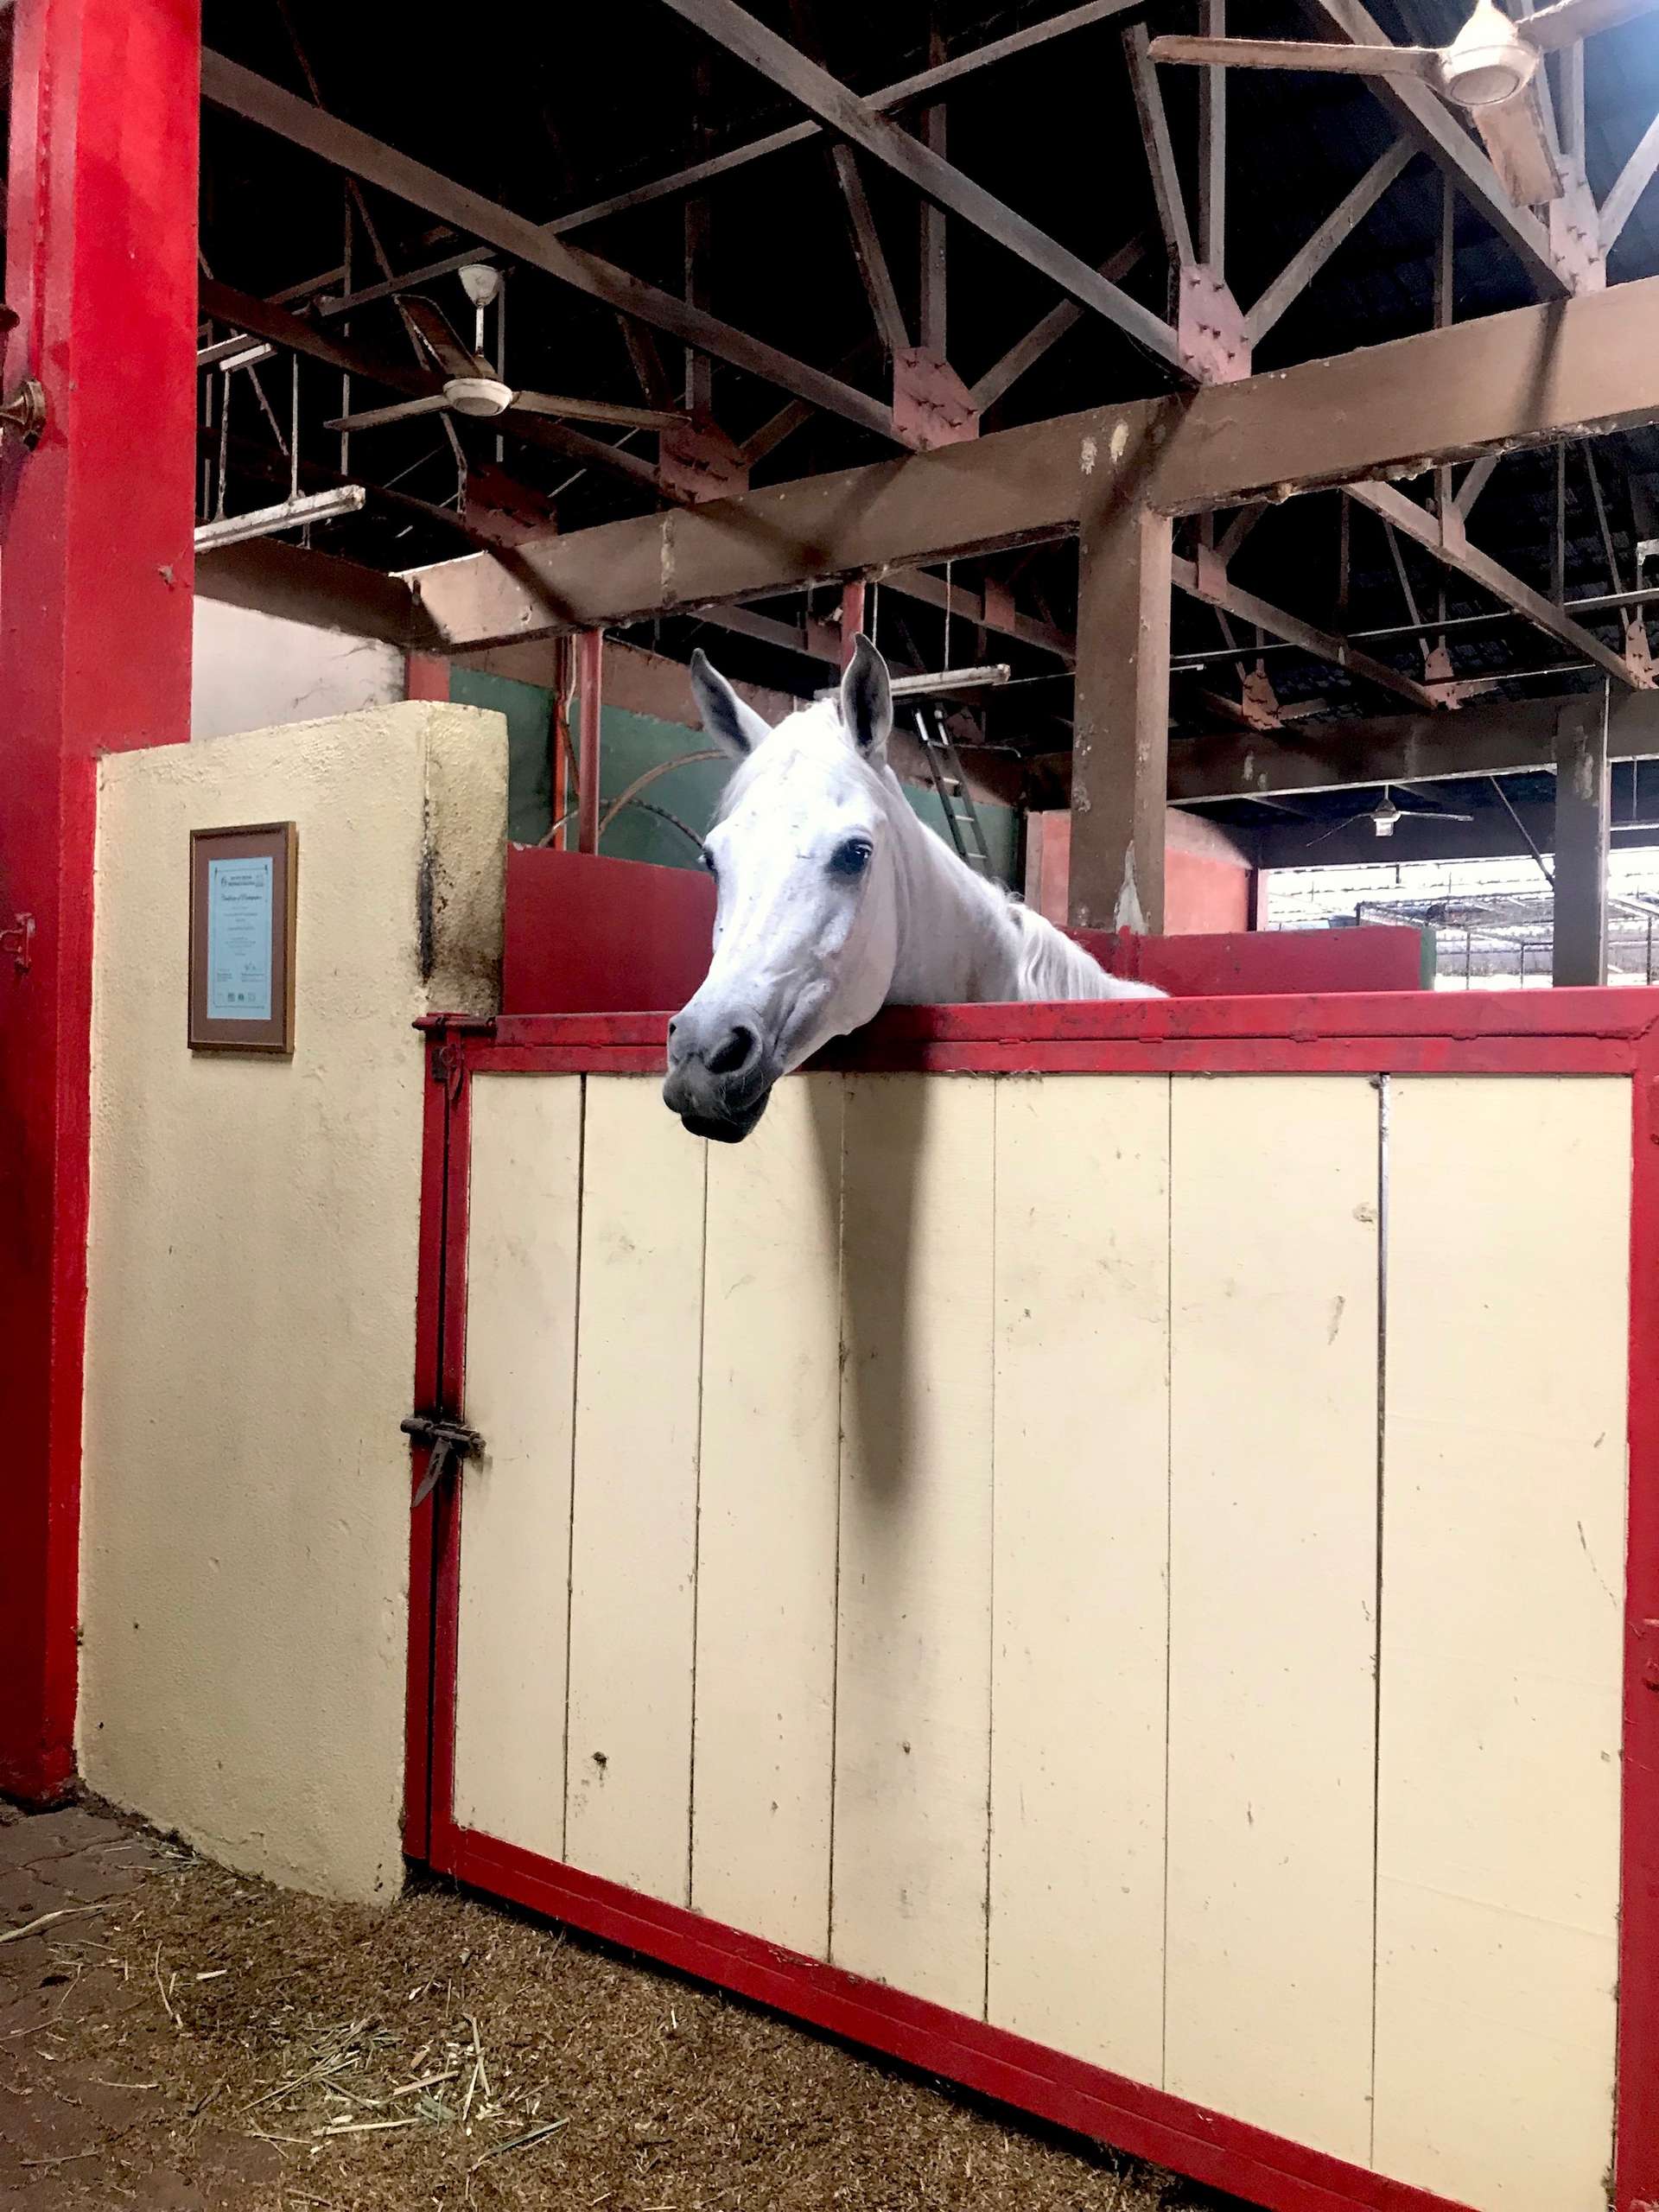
[188,823,297,1054]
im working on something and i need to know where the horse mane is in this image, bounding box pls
[1006,901,1164,1001]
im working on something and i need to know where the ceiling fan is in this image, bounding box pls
[326,266,688,438]
[1149,0,1659,207]
[1306,783,1476,844]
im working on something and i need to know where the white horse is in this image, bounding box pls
[664,635,1163,1142]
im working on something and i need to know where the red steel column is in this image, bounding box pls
[575,630,603,854]
[839,581,866,668]
[0,0,200,1799]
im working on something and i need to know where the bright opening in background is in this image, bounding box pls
[1263,851,1659,988]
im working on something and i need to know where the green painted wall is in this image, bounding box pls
[449,666,1019,885]
[449,668,552,846]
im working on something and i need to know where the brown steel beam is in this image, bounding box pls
[834,145,912,353]
[1072,499,1173,930]
[201,278,663,493]
[689,600,842,661]
[200,277,432,397]
[1347,478,1639,685]
[1198,0,1226,274]
[1123,26,1196,269]
[404,273,1659,645]
[741,340,880,464]
[200,277,665,496]
[200,51,898,445]
[1301,0,1567,293]
[785,0,911,358]
[1553,689,1611,982]
[969,234,1147,414]
[918,10,949,357]
[656,0,1183,369]
[881,565,1076,660]
[1174,555,1446,709]
[301,0,1150,327]
[194,536,431,647]
[1170,690,1659,798]
[1600,108,1659,252]
[1243,141,1414,347]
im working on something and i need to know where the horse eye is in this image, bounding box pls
[701,847,717,875]
[830,837,874,878]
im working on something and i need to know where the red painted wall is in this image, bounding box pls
[1025,809,1251,935]
[501,847,1426,1014]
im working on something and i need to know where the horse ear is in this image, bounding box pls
[839,634,893,762]
[690,649,770,761]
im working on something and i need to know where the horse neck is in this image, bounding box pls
[880,772,1023,1003]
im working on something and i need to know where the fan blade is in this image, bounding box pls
[1299,812,1376,848]
[1521,0,1659,52]
[324,393,451,433]
[1147,33,1438,76]
[508,390,691,431]
[401,296,489,380]
[1472,79,1563,203]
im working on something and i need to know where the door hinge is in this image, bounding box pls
[402,1413,485,1508]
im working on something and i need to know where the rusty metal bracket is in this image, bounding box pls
[0,378,47,452]
[892,348,979,451]
[1238,664,1281,730]
[659,418,749,505]
[1178,266,1249,385]
[1625,613,1658,689]
[403,1412,486,1509]
[0,913,35,974]
[1548,175,1605,296]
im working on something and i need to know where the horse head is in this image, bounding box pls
[664,636,900,1143]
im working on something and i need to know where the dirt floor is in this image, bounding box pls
[0,1797,1246,2212]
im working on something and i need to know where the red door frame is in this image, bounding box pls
[407,989,1659,2212]
[0,0,200,1799]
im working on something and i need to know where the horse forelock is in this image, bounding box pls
[712,698,886,829]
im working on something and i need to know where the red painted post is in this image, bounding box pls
[404,652,451,702]
[0,0,200,1800]
[839,581,866,668]
[576,630,604,855]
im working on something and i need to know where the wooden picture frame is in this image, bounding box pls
[188,823,297,1054]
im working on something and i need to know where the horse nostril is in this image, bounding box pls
[706,1024,755,1077]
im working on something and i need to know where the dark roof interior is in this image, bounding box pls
[13,0,1659,840]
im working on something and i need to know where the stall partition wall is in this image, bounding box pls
[498,844,1429,1015]
[405,992,1659,2212]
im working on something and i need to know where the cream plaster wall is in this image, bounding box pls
[79,702,506,1901]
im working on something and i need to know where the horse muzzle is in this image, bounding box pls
[664,1013,779,1143]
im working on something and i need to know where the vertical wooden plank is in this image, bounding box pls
[1166,1075,1379,2161]
[693,1076,844,1955]
[988,1076,1170,2077]
[832,1075,995,2014]
[453,1076,582,1858]
[565,1077,707,1904]
[1376,1076,1628,2212]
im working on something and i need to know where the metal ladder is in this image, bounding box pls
[913,706,996,878]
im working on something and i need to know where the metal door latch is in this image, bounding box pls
[402,1413,485,1508]
[0,379,46,451]
[0,914,35,974]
